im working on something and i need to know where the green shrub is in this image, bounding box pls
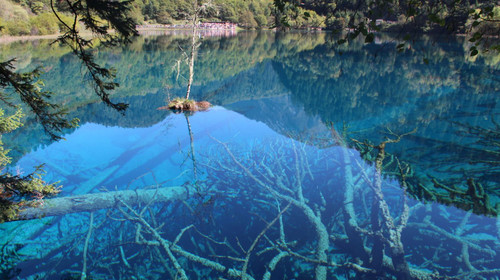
[29,13,60,35]
[3,20,31,35]
[8,3,29,21]
[0,0,32,35]
[30,1,45,14]
[254,14,268,27]
[156,10,172,24]
[239,11,258,28]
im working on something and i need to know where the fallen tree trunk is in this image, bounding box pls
[15,186,189,221]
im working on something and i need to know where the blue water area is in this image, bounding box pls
[15,108,276,195]
[1,32,499,279]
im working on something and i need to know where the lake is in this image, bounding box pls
[1,31,499,279]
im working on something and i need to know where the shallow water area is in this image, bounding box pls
[1,31,499,279]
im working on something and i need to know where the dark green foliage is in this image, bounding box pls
[30,1,45,14]
[0,0,138,222]
[0,59,67,222]
[50,0,138,111]
[28,13,60,35]
[0,59,77,140]
[0,163,61,223]
[0,108,59,223]
[2,21,31,36]
[75,0,137,41]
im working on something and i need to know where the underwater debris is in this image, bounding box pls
[351,135,499,217]
[13,186,188,221]
[2,138,499,279]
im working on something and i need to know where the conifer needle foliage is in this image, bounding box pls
[0,0,138,221]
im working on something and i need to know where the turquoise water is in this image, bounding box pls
[1,32,499,279]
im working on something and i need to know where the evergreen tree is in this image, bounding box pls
[0,0,137,222]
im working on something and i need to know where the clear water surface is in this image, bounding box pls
[1,31,499,279]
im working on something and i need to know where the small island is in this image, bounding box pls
[158,98,211,111]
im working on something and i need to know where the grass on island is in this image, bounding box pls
[157,98,211,112]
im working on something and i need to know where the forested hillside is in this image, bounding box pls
[0,0,73,36]
[132,0,273,28]
[0,0,276,36]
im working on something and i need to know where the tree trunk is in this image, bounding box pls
[185,15,198,100]
[14,186,189,221]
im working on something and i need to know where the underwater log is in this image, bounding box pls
[15,186,189,221]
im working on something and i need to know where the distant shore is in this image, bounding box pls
[0,31,97,44]
[0,34,62,44]
[0,24,240,43]
[136,22,238,30]
[1,27,485,44]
